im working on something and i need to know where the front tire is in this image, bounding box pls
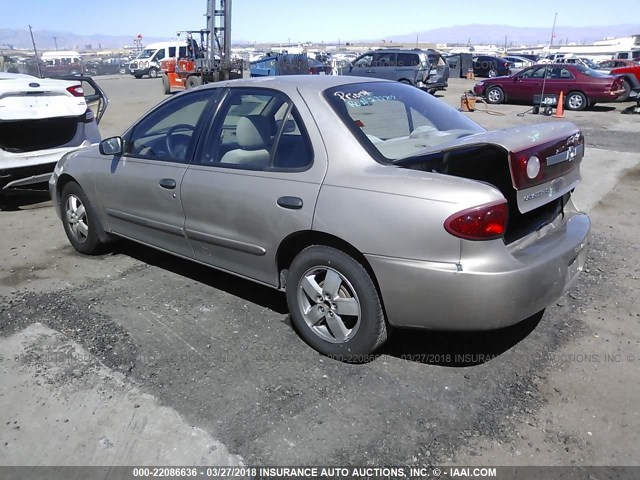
[565,91,587,111]
[162,75,171,94]
[485,85,505,104]
[286,246,388,361]
[148,67,158,78]
[60,182,108,255]
[186,75,202,89]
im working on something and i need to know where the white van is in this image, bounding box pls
[129,41,188,79]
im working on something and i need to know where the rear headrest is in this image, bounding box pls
[237,115,271,150]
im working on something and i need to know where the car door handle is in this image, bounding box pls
[159,178,177,190]
[277,196,303,210]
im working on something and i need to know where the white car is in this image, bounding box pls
[503,56,534,69]
[0,72,107,197]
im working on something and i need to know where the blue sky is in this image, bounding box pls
[3,0,639,42]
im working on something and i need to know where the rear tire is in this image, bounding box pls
[565,91,587,111]
[148,67,158,78]
[485,85,505,104]
[488,68,498,78]
[286,246,388,362]
[60,182,108,255]
[134,73,143,79]
[618,79,631,102]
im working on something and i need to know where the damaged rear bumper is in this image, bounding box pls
[0,142,92,192]
[366,207,590,331]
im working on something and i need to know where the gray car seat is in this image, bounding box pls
[220,115,272,168]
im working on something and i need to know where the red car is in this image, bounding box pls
[609,64,640,101]
[473,64,626,111]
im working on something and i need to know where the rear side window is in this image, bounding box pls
[397,53,420,67]
[197,89,313,171]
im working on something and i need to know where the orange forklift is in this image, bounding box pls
[160,0,243,94]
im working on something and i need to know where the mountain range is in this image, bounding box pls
[389,24,640,45]
[1,24,639,51]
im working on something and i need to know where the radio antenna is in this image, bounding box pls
[518,13,557,116]
[538,13,558,109]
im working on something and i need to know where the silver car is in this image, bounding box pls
[50,76,590,361]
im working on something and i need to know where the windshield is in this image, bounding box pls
[324,82,485,162]
[136,48,156,59]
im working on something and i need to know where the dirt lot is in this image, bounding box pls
[0,76,639,472]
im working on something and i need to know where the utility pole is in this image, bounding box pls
[29,25,42,78]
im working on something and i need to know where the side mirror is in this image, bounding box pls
[99,136,124,156]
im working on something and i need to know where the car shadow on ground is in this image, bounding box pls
[589,106,618,112]
[0,191,51,211]
[381,311,544,367]
[111,239,544,367]
[111,239,289,314]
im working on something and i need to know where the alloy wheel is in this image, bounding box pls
[297,266,361,344]
[65,194,89,243]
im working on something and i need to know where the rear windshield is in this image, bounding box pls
[324,82,484,162]
[572,64,610,77]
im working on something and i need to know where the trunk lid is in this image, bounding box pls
[0,76,87,121]
[395,121,584,214]
[394,122,585,243]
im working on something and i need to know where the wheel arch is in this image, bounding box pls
[56,173,111,243]
[276,230,384,300]
[618,73,640,88]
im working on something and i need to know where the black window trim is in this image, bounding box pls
[193,86,315,173]
[122,88,221,164]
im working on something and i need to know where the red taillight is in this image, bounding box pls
[444,201,508,241]
[66,85,84,97]
[508,133,584,189]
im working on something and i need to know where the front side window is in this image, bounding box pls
[198,89,313,171]
[325,82,484,162]
[353,54,373,68]
[127,89,214,163]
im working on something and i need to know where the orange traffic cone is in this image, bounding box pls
[554,91,565,118]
